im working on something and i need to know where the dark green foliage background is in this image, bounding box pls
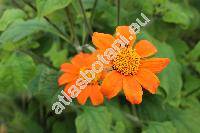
[0,0,200,133]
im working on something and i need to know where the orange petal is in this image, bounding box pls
[64,83,73,96]
[123,76,143,104]
[58,73,77,86]
[90,85,104,105]
[115,26,136,47]
[140,58,170,73]
[135,68,160,94]
[71,52,94,68]
[60,63,79,74]
[101,70,123,99]
[77,85,91,105]
[135,40,157,57]
[92,32,115,50]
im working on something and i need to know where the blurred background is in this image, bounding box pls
[0,0,200,133]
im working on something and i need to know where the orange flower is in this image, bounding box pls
[58,52,104,106]
[92,26,170,104]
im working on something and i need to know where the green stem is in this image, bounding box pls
[83,0,98,45]
[124,112,143,127]
[185,87,200,97]
[44,17,70,43]
[116,0,120,26]
[132,105,138,117]
[90,0,98,25]
[65,7,81,52]
[78,0,93,37]
[65,8,75,42]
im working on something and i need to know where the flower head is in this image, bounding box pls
[92,26,170,104]
[58,52,104,105]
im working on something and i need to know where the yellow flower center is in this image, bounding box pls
[112,48,141,76]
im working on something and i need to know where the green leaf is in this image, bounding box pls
[193,62,200,74]
[28,65,59,108]
[0,93,18,121]
[162,3,191,28]
[0,18,66,44]
[106,101,134,133]
[36,0,72,17]
[181,97,200,111]
[113,121,126,133]
[142,121,176,133]
[135,0,154,15]
[167,106,200,133]
[187,41,200,61]
[0,38,39,52]
[134,0,168,15]
[0,9,26,31]
[137,95,168,122]
[9,112,43,133]
[0,52,36,94]
[183,74,200,95]
[75,106,112,133]
[168,39,189,59]
[44,43,68,67]
[52,122,70,133]
[154,43,182,105]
